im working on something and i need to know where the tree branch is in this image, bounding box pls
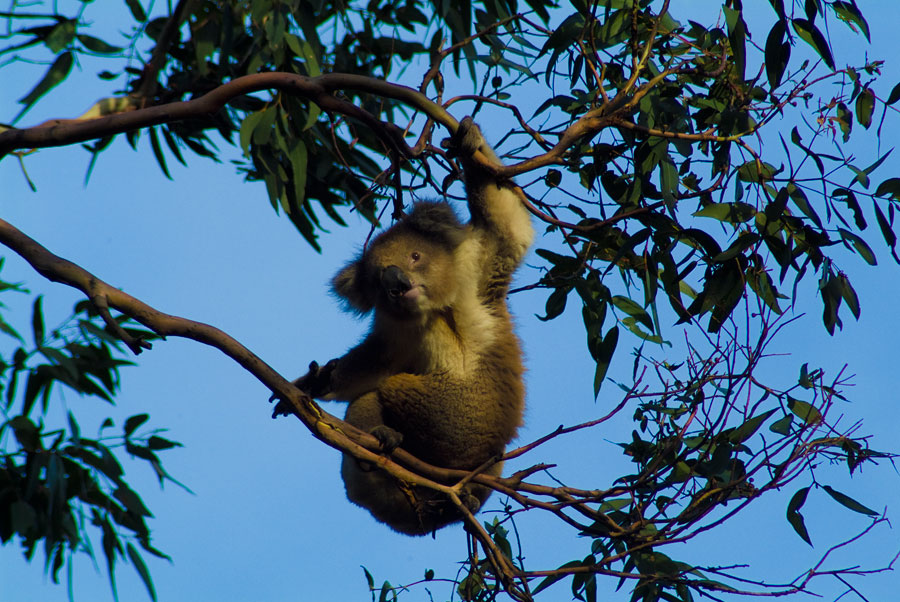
[0,72,457,159]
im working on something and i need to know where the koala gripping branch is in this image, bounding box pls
[0,215,472,500]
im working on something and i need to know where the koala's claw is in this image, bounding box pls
[270,359,337,418]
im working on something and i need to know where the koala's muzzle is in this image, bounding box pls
[381,266,412,298]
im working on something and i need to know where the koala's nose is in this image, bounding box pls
[382,266,412,297]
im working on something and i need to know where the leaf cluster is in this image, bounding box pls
[0,267,182,601]
[1,0,898,601]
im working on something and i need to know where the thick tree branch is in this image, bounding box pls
[0,73,456,159]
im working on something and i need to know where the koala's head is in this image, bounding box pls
[333,202,467,318]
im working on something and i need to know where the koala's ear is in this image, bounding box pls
[332,259,375,314]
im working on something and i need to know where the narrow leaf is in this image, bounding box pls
[838,228,877,265]
[77,34,124,54]
[148,127,172,180]
[791,19,835,70]
[124,0,147,22]
[31,296,44,346]
[592,326,618,398]
[16,52,74,120]
[822,485,878,516]
[872,200,897,254]
[764,21,790,89]
[126,543,157,601]
[887,82,900,106]
[786,487,813,545]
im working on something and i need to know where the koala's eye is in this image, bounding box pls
[411,251,421,262]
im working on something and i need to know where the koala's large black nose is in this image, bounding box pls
[382,266,412,297]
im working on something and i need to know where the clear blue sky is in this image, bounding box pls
[1,3,899,601]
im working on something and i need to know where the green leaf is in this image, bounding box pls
[126,543,157,601]
[887,81,900,106]
[855,87,875,129]
[831,1,870,41]
[799,362,812,388]
[723,6,747,80]
[838,228,877,265]
[592,326,618,398]
[851,149,892,188]
[832,188,865,230]
[786,487,813,545]
[788,183,823,229]
[31,295,44,346]
[872,200,897,256]
[114,485,153,516]
[534,561,583,595]
[712,233,759,262]
[764,20,790,89]
[694,202,757,224]
[46,20,76,53]
[790,127,824,174]
[791,18,835,70]
[611,296,653,330]
[787,396,822,425]
[124,0,148,22]
[239,111,266,156]
[659,158,678,205]
[746,265,783,313]
[838,274,861,319]
[538,287,569,321]
[736,160,778,183]
[836,102,852,142]
[124,414,150,437]
[822,485,878,516]
[148,127,172,180]
[874,177,900,200]
[769,414,793,435]
[729,409,777,444]
[288,138,308,208]
[147,435,180,450]
[68,411,81,442]
[78,34,124,54]
[10,416,41,451]
[16,52,74,120]
[539,12,585,85]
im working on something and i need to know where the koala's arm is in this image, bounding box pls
[455,117,534,293]
[313,335,395,402]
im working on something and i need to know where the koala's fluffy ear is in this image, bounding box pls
[332,259,375,314]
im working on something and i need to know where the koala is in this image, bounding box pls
[277,117,533,535]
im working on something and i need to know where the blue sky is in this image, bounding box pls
[1,2,899,601]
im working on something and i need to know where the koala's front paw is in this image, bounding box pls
[370,425,404,453]
[452,116,485,158]
[294,359,338,397]
[459,488,483,514]
[270,359,338,418]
